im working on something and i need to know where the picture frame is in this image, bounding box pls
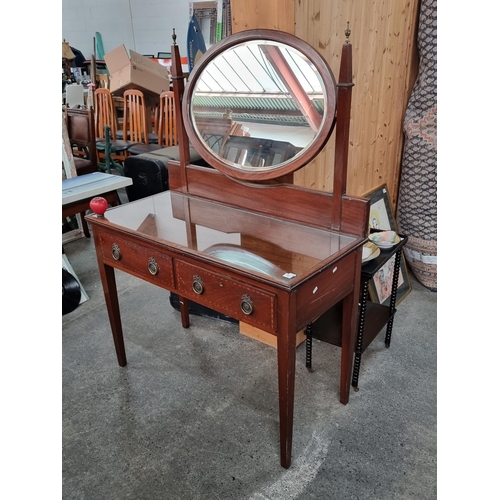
[364,183,397,231]
[368,253,412,306]
[363,184,412,306]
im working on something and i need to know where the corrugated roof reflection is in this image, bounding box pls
[191,41,325,126]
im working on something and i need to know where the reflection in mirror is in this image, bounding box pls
[190,39,327,173]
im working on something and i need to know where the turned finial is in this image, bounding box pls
[172,28,177,45]
[345,22,351,44]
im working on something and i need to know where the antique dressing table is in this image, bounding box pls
[86,28,369,469]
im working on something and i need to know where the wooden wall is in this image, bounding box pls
[231,0,420,212]
[230,0,294,33]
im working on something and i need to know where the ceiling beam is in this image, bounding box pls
[259,44,323,132]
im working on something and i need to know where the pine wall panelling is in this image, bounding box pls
[230,0,294,33]
[231,0,420,213]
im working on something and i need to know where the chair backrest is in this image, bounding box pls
[194,116,234,154]
[151,105,160,135]
[64,106,97,168]
[220,136,301,167]
[157,91,178,147]
[123,89,149,144]
[94,88,118,140]
[65,84,85,108]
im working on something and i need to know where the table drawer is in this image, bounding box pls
[175,260,277,332]
[295,251,356,328]
[98,232,175,288]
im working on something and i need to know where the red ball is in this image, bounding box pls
[90,197,108,216]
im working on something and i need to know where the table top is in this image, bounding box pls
[91,190,360,288]
[62,172,132,205]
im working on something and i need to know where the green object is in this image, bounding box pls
[95,32,105,61]
[97,126,125,176]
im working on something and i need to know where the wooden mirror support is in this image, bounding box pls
[169,26,368,237]
[170,28,192,191]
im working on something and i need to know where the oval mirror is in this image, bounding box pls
[182,29,337,181]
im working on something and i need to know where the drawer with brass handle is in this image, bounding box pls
[175,260,277,332]
[98,232,175,288]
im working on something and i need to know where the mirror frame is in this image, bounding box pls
[182,29,338,181]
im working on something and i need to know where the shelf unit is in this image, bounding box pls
[306,234,408,390]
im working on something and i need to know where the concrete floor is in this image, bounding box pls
[62,211,437,500]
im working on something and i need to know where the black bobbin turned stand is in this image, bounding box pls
[306,233,408,391]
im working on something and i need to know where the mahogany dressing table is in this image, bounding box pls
[86,28,369,469]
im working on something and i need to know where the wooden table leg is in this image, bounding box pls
[276,303,296,469]
[178,295,190,328]
[93,238,127,367]
[339,248,363,404]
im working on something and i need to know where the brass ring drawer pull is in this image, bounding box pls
[148,257,159,275]
[192,275,204,295]
[111,243,121,261]
[240,294,254,315]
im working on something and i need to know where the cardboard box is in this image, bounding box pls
[239,322,307,348]
[104,45,171,107]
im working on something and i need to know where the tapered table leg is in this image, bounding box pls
[98,261,127,367]
[340,290,355,404]
[178,295,190,328]
[276,310,297,469]
[340,248,363,404]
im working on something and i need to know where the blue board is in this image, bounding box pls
[187,14,207,72]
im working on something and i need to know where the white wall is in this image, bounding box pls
[62,0,193,61]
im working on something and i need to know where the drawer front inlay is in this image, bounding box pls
[175,260,277,332]
[98,232,174,288]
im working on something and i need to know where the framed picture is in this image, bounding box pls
[364,184,397,231]
[368,253,412,306]
[363,184,412,306]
